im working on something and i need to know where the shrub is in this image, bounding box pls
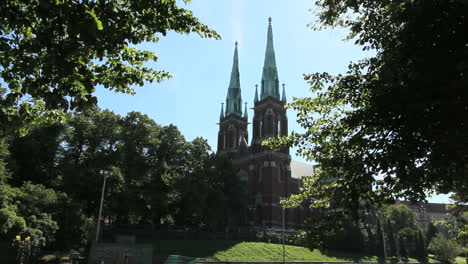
[428,233,462,264]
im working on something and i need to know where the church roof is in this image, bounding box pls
[290,160,315,179]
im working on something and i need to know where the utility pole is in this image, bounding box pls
[95,170,109,243]
[280,196,286,264]
[282,206,285,264]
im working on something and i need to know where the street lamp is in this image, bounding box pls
[282,205,285,264]
[280,197,287,264]
[96,170,110,243]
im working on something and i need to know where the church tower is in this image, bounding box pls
[217,42,249,154]
[216,18,296,228]
[248,17,292,227]
[251,17,288,154]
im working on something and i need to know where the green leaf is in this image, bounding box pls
[86,9,103,31]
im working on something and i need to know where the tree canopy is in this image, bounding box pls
[1,108,245,250]
[268,0,468,215]
[0,0,219,134]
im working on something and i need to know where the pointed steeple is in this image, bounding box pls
[244,102,248,118]
[225,41,243,116]
[260,17,280,100]
[220,103,224,119]
[281,84,286,103]
[229,41,240,89]
[254,84,259,103]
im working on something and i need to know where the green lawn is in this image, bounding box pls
[455,257,466,264]
[205,242,378,262]
[149,240,421,262]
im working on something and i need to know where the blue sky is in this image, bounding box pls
[94,0,450,203]
[95,0,366,155]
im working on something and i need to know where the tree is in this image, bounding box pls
[58,108,124,218]
[414,229,428,264]
[298,207,369,255]
[4,106,247,249]
[386,219,400,263]
[381,205,427,262]
[376,218,386,264]
[0,138,11,183]
[268,0,468,216]
[302,209,345,251]
[427,222,440,246]
[435,195,468,264]
[299,204,427,260]
[0,0,220,134]
[15,182,60,249]
[0,184,26,237]
[399,235,409,263]
[0,181,60,252]
[429,233,462,264]
[8,124,63,187]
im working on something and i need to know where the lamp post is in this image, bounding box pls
[282,205,285,264]
[14,236,31,264]
[95,170,109,243]
[280,197,286,264]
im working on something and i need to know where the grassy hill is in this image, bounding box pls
[204,242,378,262]
[149,240,411,262]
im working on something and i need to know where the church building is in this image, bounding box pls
[217,18,310,228]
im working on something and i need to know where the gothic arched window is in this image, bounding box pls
[228,124,236,149]
[265,108,275,136]
[277,119,281,136]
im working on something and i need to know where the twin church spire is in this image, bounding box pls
[224,41,243,117]
[221,17,286,119]
[261,17,280,100]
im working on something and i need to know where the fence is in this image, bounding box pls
[102,224,299,244]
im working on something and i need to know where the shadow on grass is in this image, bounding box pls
[142,240,240,258]
[0,241,17,263]
[320,249,377,262]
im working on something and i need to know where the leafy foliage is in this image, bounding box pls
[0,181,59,250]
[0,184,26,235]
[0,138,10,183]
[434,195,468,263]
[3,107,245,249]
[268,0,468,216]
[300,204,428,262]
[0,0,220,133]
[429,233,462,264]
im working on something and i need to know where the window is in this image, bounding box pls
[277,120,281,136]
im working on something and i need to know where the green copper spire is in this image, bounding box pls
[281,83,286,103]
[260,17,280,100]
[225,41,243,116]
[254,84,259,103]
[220,103,224,119]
